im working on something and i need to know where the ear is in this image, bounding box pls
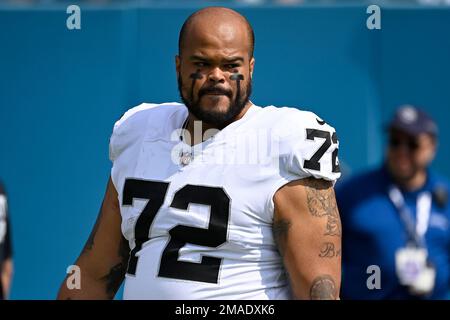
[249,57,255,79]
[175,55,181,76]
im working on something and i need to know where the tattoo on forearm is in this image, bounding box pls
[82,203,104,253]
[304,178,341,237]
[272,219,291,257]
[101,263,126,299]
[325,214,341,237]
[318,242,341,258]
[100,236,130,299]
[310,275,338,300]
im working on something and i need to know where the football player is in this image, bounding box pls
[58,7,342,300]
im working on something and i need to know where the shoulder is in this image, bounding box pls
[255,105,340,182]
[109,102,186,161]
[429,170,450,188]
[113,102,185,134]
[255,105,337,136]
[428,171,450,210]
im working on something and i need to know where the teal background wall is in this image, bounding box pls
[0,2,449,299]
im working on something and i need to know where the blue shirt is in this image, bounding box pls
[336,166,450,299]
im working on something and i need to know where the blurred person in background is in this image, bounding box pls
[337,105,450,299]
[0,181,13,300]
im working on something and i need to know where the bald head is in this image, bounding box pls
[176,7,255,129]
[178,7,255,58]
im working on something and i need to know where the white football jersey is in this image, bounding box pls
[109,102,341,300]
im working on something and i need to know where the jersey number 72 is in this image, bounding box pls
[122,179,230,284]
[303,129,340,173]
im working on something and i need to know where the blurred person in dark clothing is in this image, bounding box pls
[337,105,450,299]
[0,182,13,300]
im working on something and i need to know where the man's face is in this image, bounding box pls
[386,129,436,181]
[176,21,254,128]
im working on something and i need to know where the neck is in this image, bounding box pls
[393,170,428,192]
[185,101,253,146]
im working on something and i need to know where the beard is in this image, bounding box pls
[178,74,252,129]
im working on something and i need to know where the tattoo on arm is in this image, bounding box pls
[304,178,341,237]
[272,178,341,255]
[273,178,341,299]
[100,235,130,299]
[318,242,341,258]
[272,219,292,257]
[310,275,338,300]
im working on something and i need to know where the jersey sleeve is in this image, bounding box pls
[277,109,341,182]
[109,103,158,162]
[108,103,160,194]
[265,108,341,217]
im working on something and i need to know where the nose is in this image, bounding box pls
[390,143,410,156]
[207,67,225,84]
[396,147,412,158]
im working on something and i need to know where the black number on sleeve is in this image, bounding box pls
[303,129,332,171]
[122,180,230,284]
[303,129,340,173]
[159,185,230,284]
[122,179,169,276]
[331,131,341,173]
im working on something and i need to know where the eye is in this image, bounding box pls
[194,62,208,68]
[225,63,240,69]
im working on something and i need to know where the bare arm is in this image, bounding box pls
[273,177,341,300]
[57,177,129,299]
[1,258,13,299]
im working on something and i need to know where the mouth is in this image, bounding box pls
[204,92,226,96]
[201,92,231,101]
[199,87,232,99]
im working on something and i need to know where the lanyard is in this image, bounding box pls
[388,185,432,248]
